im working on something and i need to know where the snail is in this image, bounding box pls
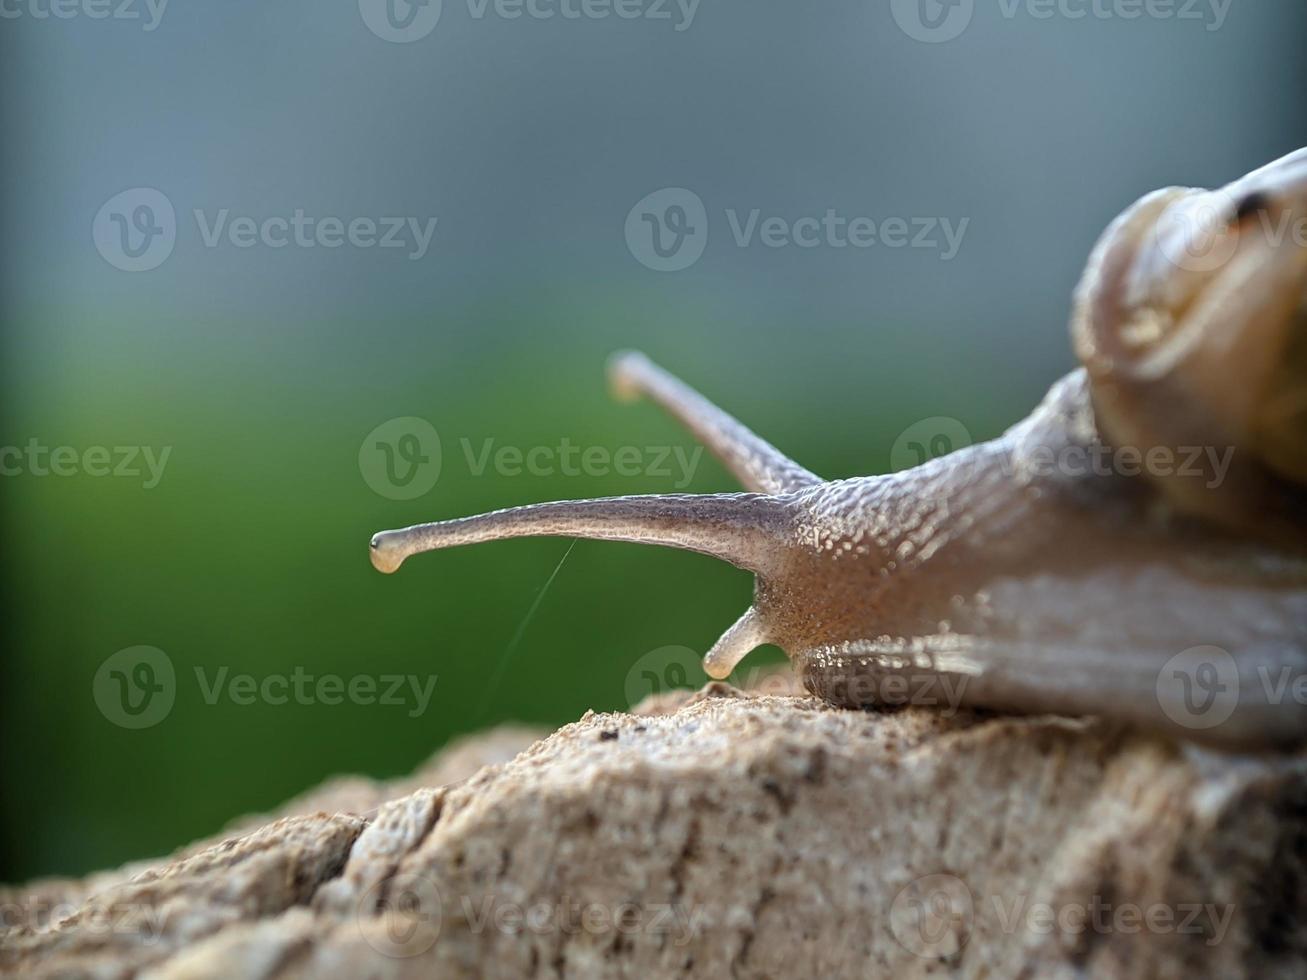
[371,149,1307,748]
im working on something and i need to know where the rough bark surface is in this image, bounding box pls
[3,683,1305,979]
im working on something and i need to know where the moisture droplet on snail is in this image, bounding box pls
[371,150,1307,748]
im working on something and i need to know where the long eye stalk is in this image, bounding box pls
[370,492,796,576]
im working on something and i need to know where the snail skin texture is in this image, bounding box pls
[371,149,1307,749]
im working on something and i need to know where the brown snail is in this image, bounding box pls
[371,149,1307,748]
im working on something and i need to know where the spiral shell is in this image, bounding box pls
[1071,149,1307,538]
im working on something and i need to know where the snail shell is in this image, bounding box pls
[1072,148,1307,537]
[371,150,1307,748]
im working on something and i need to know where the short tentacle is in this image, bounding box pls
[703,606,770,679]
[608,351,821,495]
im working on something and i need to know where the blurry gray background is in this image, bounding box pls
[2,0,1304,882]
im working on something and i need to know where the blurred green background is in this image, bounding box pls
[2,1,1305,883]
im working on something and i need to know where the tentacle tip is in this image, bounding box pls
[369,532,406,574]
[606,349,650,403]
[701,655,735,681]
[704,607,769,679]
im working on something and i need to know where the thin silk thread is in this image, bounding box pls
[474,539,578,720]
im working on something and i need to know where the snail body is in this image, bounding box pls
[372,150,1307,747]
